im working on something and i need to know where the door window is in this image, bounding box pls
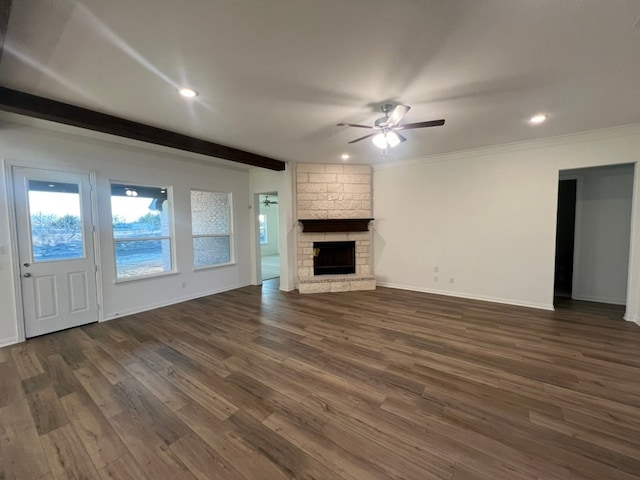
[27,180,85,262]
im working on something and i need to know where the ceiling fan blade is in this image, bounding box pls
[397,133,407,143]
[399,119,445,129]
[337,123,375,129]
[348,133,377,144]
[385,104,411,126]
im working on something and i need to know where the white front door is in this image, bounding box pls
[13,167,99,338]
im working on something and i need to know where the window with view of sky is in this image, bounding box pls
[110,184,173,280]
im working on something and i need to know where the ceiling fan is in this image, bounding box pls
[262,195,278,207]
[337,104,445,150]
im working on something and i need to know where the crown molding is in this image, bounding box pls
[374,123,640,171]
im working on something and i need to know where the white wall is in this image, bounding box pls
[0,121,253,346]
[259,198,280,256]
[249,166,296,291]
[567,164,634,304]
[373,125,640,323]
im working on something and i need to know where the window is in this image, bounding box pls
[27,181,85,262]
[111,183,173,280]
[191,190,232,268]
[259,214,268,244]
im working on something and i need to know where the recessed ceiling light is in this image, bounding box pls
[341,153,350,161]
[178,87,198,98]
[529,114,547,125]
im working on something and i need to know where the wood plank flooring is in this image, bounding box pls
[1,281,639,480]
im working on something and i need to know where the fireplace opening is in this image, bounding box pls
[313,241,356,275]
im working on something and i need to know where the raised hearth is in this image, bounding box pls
[298,273,375,293]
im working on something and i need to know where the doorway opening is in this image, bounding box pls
[258,193,280,281]
[554,179,577,297]
[554,164,634,307]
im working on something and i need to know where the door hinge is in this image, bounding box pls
[95,265,99,273]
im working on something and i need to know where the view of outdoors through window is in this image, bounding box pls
[28,182,231,278]
[259,214,268,244]
[111,184,172,279]
[28,180,85,262]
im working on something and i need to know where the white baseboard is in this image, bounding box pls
[252,279,294,292]
[571,294,626,305]
[101,282,252,321]
[377,282,555,311]
[624,314,640,326]
[0,335,19,348]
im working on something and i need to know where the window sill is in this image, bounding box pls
[114,271,179,284]
[194,261,237,272]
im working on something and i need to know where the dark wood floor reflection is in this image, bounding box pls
[2,282,639,479]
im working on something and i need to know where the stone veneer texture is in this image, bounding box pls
[296,163,374,293]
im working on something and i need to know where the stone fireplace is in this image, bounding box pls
[296,163,375,294]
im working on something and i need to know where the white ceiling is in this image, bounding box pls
[2,0,640,165]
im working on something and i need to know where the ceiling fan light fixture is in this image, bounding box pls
[262,195,278,207]
[372,132,388,149]
[386,131,401,148]
[341,103,444,150]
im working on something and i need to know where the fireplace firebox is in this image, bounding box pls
[313,241,356,275]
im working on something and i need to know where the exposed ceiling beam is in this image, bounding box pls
[0,86,286,171]
[0,0,11,64]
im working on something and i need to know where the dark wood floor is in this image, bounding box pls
[1,281,639,480]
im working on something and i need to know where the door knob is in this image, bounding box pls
[23,273,31,278]
[23,262,30,267]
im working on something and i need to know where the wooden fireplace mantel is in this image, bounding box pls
[298,218,374,233]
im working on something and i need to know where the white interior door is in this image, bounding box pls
[13,167,99,338]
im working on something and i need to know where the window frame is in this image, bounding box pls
[110,181,176,283]
[258,213,268,245]
[190,189,234,270]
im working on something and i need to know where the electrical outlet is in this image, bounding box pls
[449,277,454,284]
[433,275,439,282]
[433,266,439,273]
